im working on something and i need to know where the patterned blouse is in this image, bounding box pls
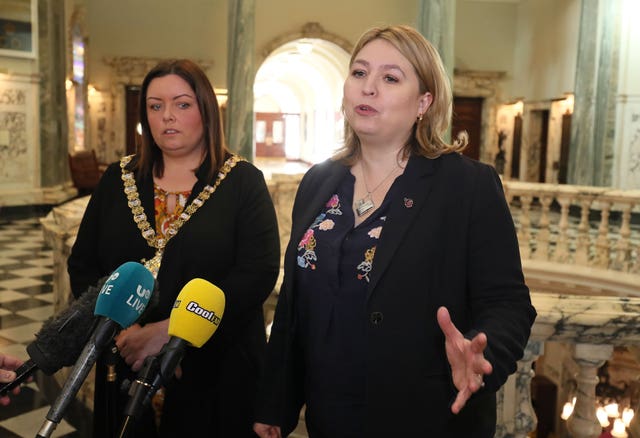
[153,184,191,239]
[295,170,401,436]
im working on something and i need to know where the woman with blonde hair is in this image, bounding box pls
[254,25,535,437]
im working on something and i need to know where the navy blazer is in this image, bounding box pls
[257,152,536,437]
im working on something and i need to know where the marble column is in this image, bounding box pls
[569,0,621,187]
[416,0,455,142]
[495,340,543,437]
[416,0,455,79]
[566,343,613,438]
[38,0,70,187]
[226,0,255,161]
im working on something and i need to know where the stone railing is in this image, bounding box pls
[498,179,640,438]
[39,176,640,438]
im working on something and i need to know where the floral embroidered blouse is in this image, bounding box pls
[295,170,400,435]
[153,184,191,240]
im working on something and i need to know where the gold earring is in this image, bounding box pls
[417,113,423,122]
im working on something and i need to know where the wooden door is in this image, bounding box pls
[537,110,549,183]
[511,115,523,179]
[125,85,141,156]
[452,97,483,161]
[255,113,286,158]
[557,113,572,184]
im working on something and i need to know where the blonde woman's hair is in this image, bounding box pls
[336,24,467,164]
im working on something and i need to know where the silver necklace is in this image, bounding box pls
[354,161,399,217]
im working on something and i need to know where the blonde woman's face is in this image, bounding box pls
[343,39,431,148]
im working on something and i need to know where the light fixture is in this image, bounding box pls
[65,79,74,90]
[560,396,576,420]
[513,100,524,117]
[296,39,313,55]
[611,418,628,438]
[605,402,620,418]
[563,93,574,115]
[596,406,611,427]
[622,407,634,427]
[214,88,228,106]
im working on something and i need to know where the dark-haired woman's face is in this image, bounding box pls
[146,74,205,159]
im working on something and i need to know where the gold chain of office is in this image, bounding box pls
[119,154,244,276]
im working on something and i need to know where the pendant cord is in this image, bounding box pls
[360,160,400,199]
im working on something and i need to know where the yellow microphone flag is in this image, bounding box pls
[169,278,225,348]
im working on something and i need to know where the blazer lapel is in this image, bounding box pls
[367,155,441,297]
[289,161,350,247]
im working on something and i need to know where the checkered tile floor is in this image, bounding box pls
[0,215,83,437]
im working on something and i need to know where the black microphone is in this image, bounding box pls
[0,278,104,397]
[36,261,155,438]
[119,279,225,437]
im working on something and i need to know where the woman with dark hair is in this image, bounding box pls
[68,59,280,437]
[254,25,535,437]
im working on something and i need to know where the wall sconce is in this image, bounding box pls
[65,79,74,91]
[562,92,574,115]
[560,396,576,420]
[88,84,99,97]
[214,88,228,106]
[513,100,524,117]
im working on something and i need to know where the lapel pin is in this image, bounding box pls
[404,198,414,208]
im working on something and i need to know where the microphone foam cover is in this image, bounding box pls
[28,277,105,374]
[169,278,225,348]
[95,261,155,328]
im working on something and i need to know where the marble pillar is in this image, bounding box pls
[416,0,455,79]
[566,344,613,438]
[495,340,543,438]
[569,0,621,187]
[38,0,70,188]
[416,0,455,143]
[612,0,640,190]
[226,0,255,161]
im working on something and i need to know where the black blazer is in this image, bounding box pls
[256,153,536,437]
[68,156,280,437]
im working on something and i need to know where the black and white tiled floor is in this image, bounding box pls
[0,213,83,437]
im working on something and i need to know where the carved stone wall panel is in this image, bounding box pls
[614,94,640,189]
[0,75,39,188]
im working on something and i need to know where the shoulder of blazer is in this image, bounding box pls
[295,159,346,199]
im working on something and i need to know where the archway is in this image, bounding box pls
[254,37,350,165]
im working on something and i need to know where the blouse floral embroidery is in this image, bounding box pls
[296,193,385,282]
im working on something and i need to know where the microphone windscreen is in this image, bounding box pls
[28,277,106,374]
[95,261,155,328]
[169,278,225,348]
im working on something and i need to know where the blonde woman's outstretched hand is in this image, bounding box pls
[254,422,282,438]
[437,306,493,414]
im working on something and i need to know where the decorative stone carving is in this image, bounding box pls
[259,22,353,62]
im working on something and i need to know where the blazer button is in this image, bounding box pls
[370,311,383,325]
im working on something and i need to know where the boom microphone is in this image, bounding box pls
[36,261,155,438]
[119,278,225,437]
[0,278,105,397]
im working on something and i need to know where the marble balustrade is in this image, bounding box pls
[40,175,640,437]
